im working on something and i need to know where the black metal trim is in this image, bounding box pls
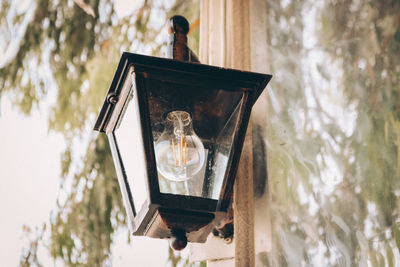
[94,57,130,132]
[134,73,162,203]
[156,193,217,212]
[109,132,137,216]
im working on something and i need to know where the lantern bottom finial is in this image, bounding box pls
[169,229,188,251]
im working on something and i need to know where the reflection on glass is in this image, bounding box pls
[204,104,240,199]
[114,86,148,213]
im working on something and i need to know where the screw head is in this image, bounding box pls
[107,93,118,105]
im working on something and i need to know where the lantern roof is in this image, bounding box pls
[94,52,272,133]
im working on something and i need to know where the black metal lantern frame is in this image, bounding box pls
[94,52,271,245]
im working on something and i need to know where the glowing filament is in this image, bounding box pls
[172,136,188,167]
[154,110,205,181]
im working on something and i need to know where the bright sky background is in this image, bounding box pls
[0,97,62,266]
[0,0,174,266]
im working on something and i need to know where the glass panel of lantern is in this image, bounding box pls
[111,72,149,217]
[111,66,244,204]
[145,78,243,200]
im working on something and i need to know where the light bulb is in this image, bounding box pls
[155,111,205,182]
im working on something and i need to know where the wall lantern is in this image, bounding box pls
[94,16,271,250]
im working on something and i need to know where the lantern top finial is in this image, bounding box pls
[168,15,190,35]
[167,15,199,62]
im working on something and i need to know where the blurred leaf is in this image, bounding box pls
[395,228,400,252]
[61,148,72,179]
[387,245,394,267]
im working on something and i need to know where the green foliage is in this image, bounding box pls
[1,0,200,266]
[1,0,110,118]
[19,224,46,267]
[49,135,125,265]
[264,0,400,265]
